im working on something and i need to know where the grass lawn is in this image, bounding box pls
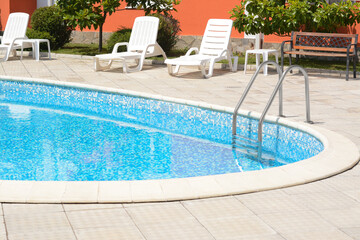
[53,43,360,72]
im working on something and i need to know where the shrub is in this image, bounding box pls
[26,28,56,50]
[30,6,72,50]
[106,28,132,53]
[151,13,181,54]
[231,0,360,36]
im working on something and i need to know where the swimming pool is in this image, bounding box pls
[0,77,358,203]
[0,79,323,181]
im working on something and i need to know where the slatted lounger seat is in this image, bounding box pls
[165,19,237,78]
[94,16,166,73]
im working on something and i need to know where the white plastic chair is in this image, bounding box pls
[244,33,278,75]
[94,16,166,72]
[165,19,237,78]
[0,13,32,61]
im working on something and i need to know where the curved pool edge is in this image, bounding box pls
[0,75,358,203]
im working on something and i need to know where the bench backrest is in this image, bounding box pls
[291,31,358,53]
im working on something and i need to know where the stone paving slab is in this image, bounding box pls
[0,56,359,239]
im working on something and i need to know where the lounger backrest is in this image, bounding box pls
[2,13,29,45]
[128,16,159,52]
[199,19,233,57]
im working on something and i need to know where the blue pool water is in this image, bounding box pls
[0,80,323,181]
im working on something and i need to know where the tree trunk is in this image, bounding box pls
[99,23,103,52]
[98,12,108,52]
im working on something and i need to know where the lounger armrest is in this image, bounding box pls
[185,47,199,56]
[219,49,229,58]
[11,37,27,43]
[112,42,129,54]
[8,37,28,49]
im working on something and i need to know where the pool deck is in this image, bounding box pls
[0,55,359,240]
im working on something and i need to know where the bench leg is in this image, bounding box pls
[353,55,357,79]
[346,56,350,81]
[289,54,292,66]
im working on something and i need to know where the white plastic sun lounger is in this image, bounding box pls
[0,12,32,62]
[165,19,237,78]
[94,16,166,72]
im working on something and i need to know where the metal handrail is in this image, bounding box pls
[232,61,282,136]
[232,61,312,144]
[257,65,312,143]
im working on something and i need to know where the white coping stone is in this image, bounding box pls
[0,75,359,203]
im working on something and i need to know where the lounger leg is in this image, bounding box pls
[231,56,238,72]
[123,60,129,73]
[94,57,113,71]
[227,52,233,72]
[244,52,249,74]
[4,49,11,61]
[200,64,208,78]
[174,65,181,73]
[125,58,143,73]
[202,60,214,78]
[263,52,269,76]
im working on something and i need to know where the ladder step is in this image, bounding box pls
[232,134,257,143]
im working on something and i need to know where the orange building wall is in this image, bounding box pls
[0,0,10,31]
[88,0,287,43]
[97,0,360,44]
[0,0,36,31]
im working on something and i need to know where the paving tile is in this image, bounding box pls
[280,229,353,240]
[236,189,307,214]
[8,230,76,240]
[3,204,63,215]
[324,175,360,192]
[136,219,214,240]
[5,212,71,234]
[63,203,123,212]
[0,220,7,238]
[281,181,337,195]
[315,207,360,228]
[125,202,193,224]
[341,227,360,240]
[199,215,275,240]
[75,226,145,240]
[288,191,360,211]
[182,196,254,219]
[258,211,336,235]
[66,208,133,229]
[236,235,285,240]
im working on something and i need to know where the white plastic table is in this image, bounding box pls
[244,49,278,76]
[20,39,51,61]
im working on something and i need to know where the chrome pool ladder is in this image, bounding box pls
[232,61,313,159]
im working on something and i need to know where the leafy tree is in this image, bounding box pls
[230,0,360,36]
[57,0,180,52]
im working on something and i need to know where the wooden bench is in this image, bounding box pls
[281,31,358,80]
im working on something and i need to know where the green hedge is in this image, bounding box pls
[28,6,72,50]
